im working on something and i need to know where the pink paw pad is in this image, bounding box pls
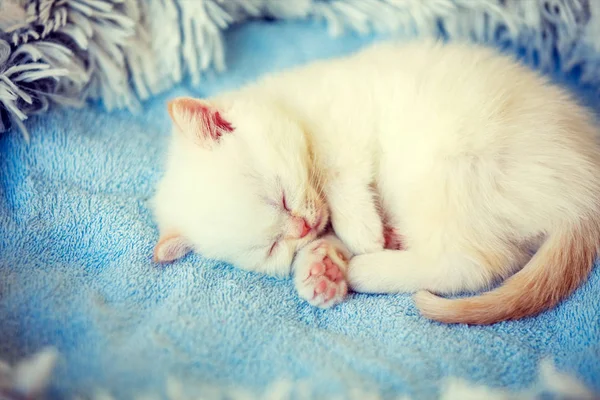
[324,258,343,282]
[294,238,350,308]
[325,287,337,301]
[314,279,327,294]
[309,262,325,277]
[310,261,347,303]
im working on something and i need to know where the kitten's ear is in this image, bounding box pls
[153,233,192,263]
[167,97,234,147]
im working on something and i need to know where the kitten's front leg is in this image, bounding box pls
[327,178,384,255]
[292,234,352,308]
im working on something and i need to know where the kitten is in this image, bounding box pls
[152,40,600,324]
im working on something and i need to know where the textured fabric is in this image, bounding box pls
[2,0,600,138]
[0,20,599,399]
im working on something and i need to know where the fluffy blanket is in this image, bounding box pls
[1,0,600,138]
[1,19,599,399]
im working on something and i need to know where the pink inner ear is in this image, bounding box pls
[167,97,234,144]
[153,234,192,263]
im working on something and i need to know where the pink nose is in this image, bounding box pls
[299,219,311,238]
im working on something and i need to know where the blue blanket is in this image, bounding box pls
[1,20,599,399]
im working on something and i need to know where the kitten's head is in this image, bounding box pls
[152,95,329,276]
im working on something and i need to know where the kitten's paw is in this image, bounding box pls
[332,211,384,255]
[293,235,352,308]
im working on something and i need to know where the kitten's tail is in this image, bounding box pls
[414,217,600,325]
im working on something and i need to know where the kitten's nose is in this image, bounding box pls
[299,218,311,238]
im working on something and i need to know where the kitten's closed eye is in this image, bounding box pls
[282,194,290,212]
[268,241,278,257]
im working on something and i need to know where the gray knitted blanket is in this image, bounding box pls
[0,0,599,137]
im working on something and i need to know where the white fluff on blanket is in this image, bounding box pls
[1,349,593,400]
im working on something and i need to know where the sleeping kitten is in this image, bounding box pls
[152,40,600,324]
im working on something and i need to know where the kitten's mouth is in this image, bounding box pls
[296,208,329,244]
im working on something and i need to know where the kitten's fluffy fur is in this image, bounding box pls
[153,40,600,325]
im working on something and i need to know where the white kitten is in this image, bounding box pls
[152,95,330,276]
[153,40,600,324]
